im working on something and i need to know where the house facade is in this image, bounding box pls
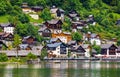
[0,23,14,34]
[38,26,51,38]
[52,32,72,43]
[84,33,101,45]
[46,42,68,58]
[45,19,63,34]
[70,44,91,58]
[100,44,118,58]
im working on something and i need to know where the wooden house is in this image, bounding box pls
[100,44,118,57]
[31,6,43,12]
[70,44,91,58]
[21,3,32,13]
[86,15,96,25]
[38,26,51,37]
[68,10,80,21]
[45,19,63,33]
[22,36,35,45]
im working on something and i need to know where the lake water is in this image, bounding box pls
[0,60,120,77]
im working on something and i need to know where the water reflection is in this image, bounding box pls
[0,61,120,77]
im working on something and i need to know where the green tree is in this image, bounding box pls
[72,32,83,42]
[39,8,52,21]
[18,14,29,23]
[27,52,37,60]
[10,0,23,6]
[117,39,120,46]
[62,17,71,32]
[117,1,120,13]
[92,45,101,54]
[40,48,48,60]
[13,34,22,58]
[0,53,8,62]
[36,0,46,7]
[15,22,28,36]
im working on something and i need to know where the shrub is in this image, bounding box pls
[27,52,37,60]
[0,53,8,62]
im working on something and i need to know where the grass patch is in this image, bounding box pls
[0,15,9,23]
[27,14,44,23]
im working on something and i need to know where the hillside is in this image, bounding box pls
[0,0,120,45]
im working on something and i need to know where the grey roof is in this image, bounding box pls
[38,26,47,32]
[32,6,43,9]
[90,33,97,38]
[32,45,43,50]
[100,44,114,49]
[47,42,62,48]
[0,23,13,27]
[57,8,65,13]
[19,44,29,49]
[50,8,58,14]
[69,13,78,17]
[92,49,97,53]
[81,44,90,49]
[117,46,120,51]
[67,40,76,45]
[74,45,81,50]
[72,21,83,24]
[47,19,60,24]
[63,32,71,34]
[50,38,59,43]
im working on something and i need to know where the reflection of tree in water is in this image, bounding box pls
[0,64,6,77]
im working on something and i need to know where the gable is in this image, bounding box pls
[77,46,86,52]
[109,44,117,49]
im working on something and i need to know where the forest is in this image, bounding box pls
[0,0,120,45]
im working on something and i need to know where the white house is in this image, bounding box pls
[0,23,15,34]
[46,42,68,58]
[84,33,101,45]
[90,34,101,45]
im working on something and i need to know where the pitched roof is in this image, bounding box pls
[19,44,31,50]
[47,42,62,48]
[50,8,58,14]
[0,23,14,27]
[38,26,47,32]
[117,46,120,51]
[32,6,43,9]
[90,33,98,38]
[47,19,60,24]
[50,38,60,43]
[92,49,97,53]
[2,33,13,38]
[81,44,90,49]
[57,9,65,13]
[67,40,76,45]
[100,44,117,49]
